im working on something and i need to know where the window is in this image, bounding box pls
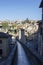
[0,49,2,56]
[0,40,2,44]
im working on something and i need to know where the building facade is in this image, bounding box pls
[0,32,12,58]
[38,0,43,56]
[19,29,26,44]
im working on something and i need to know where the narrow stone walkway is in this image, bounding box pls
[17,41,31,65]
[12,40,42,65]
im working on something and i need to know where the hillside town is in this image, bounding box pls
[0,0,43,65]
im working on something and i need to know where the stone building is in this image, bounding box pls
[38,0,43,56]
[0,32,12,58]
[19,29,26,44]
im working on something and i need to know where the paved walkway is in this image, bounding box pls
[16,41,31,65]
[16,39,43,65]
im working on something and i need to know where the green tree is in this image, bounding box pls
[32,21,35,25]
[12,24,17,29]
[2,22,9,30]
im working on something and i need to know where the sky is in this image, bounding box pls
[0,0,42,21]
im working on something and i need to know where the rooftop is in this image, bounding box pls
[0,32,12,38]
